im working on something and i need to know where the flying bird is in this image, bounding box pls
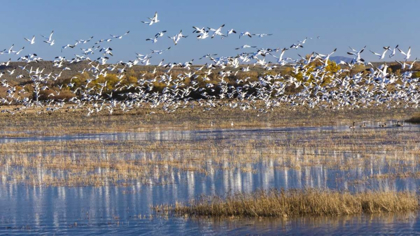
[398,46,411,60]
[208,24,225,38]
[369,46,390,60]
[239,32,252,38]
[252,33,273,38]
[389,45,399,58]
[111,31,130,39]
[142,12,159,26]
[235,45,257,50]
[168,30,187,45]
[24,35,36,44]
[41,30,54,46]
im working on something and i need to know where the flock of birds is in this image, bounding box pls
[0,12,419,117]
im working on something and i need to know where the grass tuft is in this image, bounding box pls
[157,189,419,218]
[406,114,420,124]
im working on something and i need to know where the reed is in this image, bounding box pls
[157,189,418,218]
[0,120,418,187]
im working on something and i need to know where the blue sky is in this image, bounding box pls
[0,0,418,64]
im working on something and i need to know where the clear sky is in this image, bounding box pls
[0,0,419,64]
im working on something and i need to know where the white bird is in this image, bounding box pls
[5,44,16,54]
[347,46,365,64]
[7,69,15,75]
[369,46,390,60]
[110,31,130,39]
[395,60,407,70]
[97,56,109,65]
[225,29,237,37]
[196,31,210,40]
[24,35,36,44]
[290,38,307,49]
[99,47,113,56]
[41,30,54,46]
[75,36,94,44]
[389,45,399,58]
[192,26,206,34]
[81,47,95,55]
[168,30,187,45]
[192,26,210,40]
[252,33,273,38]
[208,24,225,38]
[319,48,337,66]
[151,47,170,55]
[61,44,77,52]
[15,47,25,55]
[239,32,252,38]
[155,30,167,38]
[146,30,167,44]
[235,45,257,50]
[407,58,417,70]
[142,12,159,26]
[398,46,411,60]
[273,48,288,64]
[146,37,158,43]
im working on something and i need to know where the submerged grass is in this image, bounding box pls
[0,119,418,187]
[0,105,418,187]
[157,189,418,218]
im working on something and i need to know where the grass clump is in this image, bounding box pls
[159,189,418,218]
[406,113,420,124]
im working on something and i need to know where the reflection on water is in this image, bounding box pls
[1,120,417,144]
[1,181,420,235]
[0,123,419,234]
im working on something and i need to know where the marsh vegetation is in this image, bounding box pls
[0,106,418,188]
[0,106,419,229]
[156,189,419,217]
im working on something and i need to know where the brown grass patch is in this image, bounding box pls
[156,189,418,218]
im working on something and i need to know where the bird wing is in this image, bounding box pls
[369,50,380,56]
[349,46,357,52]
[397,48,407,55]
[48,31,54,41]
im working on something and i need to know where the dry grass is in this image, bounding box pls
[0,119,419,187]
[156,189,418,218]
[0,105,418,187]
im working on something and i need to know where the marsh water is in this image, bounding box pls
[1,121,420,235]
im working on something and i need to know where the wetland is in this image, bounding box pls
[0,106,419,234]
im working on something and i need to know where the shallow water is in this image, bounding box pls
[0,119,415,144]
[0,122,420,234]
[1,182,420,235]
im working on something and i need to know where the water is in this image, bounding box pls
[0,119,407,144]
[0,123,419,235]
[1,183,420,235]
